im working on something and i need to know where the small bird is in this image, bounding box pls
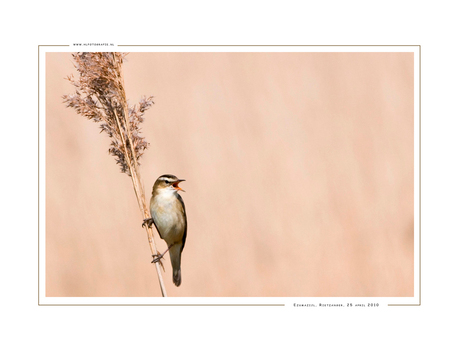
[143,174,187,286]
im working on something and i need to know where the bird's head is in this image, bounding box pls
[153,174,185,194]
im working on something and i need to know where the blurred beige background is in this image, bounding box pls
[46,52,414,297]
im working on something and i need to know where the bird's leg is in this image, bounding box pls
[151,244,173,264]
[142,217,154,228]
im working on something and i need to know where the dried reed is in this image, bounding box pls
[63,52,168,296]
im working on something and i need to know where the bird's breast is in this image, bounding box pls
[150,193,185,244]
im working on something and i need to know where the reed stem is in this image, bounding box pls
[63,52,167,296]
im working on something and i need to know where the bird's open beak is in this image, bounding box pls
[173,179,186,192]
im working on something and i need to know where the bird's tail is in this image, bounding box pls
[169,244,182,286]
[173,268,181,287]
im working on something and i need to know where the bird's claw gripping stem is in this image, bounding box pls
[152,253,166,271]
[151,253,165,263]
[143,218,153,228]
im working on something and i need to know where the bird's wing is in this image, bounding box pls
[177,193,187,252]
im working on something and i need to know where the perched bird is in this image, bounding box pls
[143,174,187,286]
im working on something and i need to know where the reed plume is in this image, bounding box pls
[63,52,168,296]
